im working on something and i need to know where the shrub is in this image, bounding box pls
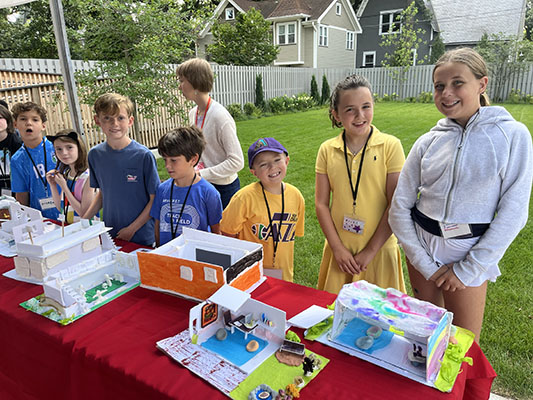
[226,103,243,119]
[416,91,433,103]
[268,96,285,114]
[255,74,265,110]
[310,75,320,104]
[382,93,391,102]
[321,74,330,104]
[243,102,261,116]
[293,93,314,110]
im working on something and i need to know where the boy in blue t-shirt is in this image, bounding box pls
[10,102,60,220]
[151,126,222,246]
[82,93,159,246]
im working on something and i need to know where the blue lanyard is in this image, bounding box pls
[24,139,48,190]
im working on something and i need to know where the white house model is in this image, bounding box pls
[14,220,114,282]
[41,249,140,319]
[188,284,286,374]
[0,196,49,257]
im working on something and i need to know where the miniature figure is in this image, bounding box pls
[302,357,314,376]
[408,343,426,367]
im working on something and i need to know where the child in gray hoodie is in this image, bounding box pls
[389,48,533,342]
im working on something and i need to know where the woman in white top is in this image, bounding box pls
[176,58,244,208]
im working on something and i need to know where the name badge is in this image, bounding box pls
[343,215,365,235]
[439,222,472,239]
[39,197,56,210]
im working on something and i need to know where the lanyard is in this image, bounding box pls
[63,170,80,223]
[0,148,7,178]
[169,174,196,239]
[24,139,48,190]
[195,97,212,130]
[260,183,285,267]
[343,127,373,213]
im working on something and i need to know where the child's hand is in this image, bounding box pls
[353,248,375,272]
[334,245,361,275]
[45,169,57,184]
[116,225,136,242]
[429,264,450,282]
[434,267,465,292]
[54,173,67,189]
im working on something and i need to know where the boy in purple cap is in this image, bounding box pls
[220,137,305,282]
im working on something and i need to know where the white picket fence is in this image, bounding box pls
[2,58,533,105]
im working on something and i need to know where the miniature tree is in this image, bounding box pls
[255,74,266,110]
[310,75,320,104]
[321,74,331,105]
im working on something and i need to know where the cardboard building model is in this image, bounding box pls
[14,220,114,282]
[40,249,140,320]
[137,228,265,301]
[323,280,453,389]
[0,196,50,257]
[189,284,286,374]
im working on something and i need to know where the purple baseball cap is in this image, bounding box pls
[248,137,288,168]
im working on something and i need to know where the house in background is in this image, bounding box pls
[197,0,362,68]
[355,0,434,68]
[428,0,527,49]
[356,0,527,68]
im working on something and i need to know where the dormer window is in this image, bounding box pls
[225,7,235,20]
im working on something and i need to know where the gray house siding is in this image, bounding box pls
[303,26,314,67]
[322,2,354,29]
[318,26,355,68]
[357,0,433,68]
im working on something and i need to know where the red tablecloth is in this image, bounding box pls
[0,240,496,400]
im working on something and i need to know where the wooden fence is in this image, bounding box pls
[2,58,533,148]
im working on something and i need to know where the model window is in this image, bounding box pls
[336,2,342,15]
[363,51,376,67]
[225,7,235,20]
[380,9,402,35]
[346,31,354,50]
[319,25,329,47]
[204,267,218,283]
[180,265,193,281]
[278,23,296,44]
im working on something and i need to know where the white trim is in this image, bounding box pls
[199,0,244,38]
[317,0,362,34]
[273,61,305,66]
[356,0,369,18]
[266,14,310,22]
[225,7,235,20]
[379,9,403,36]
[319,25,329,47]
[346,31,354,50]
[362,51,376,67]
[336,2,342,16]
[277,22,297,45]
[298,19,302,62]
[312,22,318,68]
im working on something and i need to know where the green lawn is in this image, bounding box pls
[157,103,533,399]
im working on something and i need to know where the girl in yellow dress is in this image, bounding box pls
[315,75,406,294]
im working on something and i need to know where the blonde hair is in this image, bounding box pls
[176,58,214,93]
[93,93,134,116]
[433,48,490,106]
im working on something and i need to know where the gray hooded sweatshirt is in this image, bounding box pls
[389,106,533,285]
